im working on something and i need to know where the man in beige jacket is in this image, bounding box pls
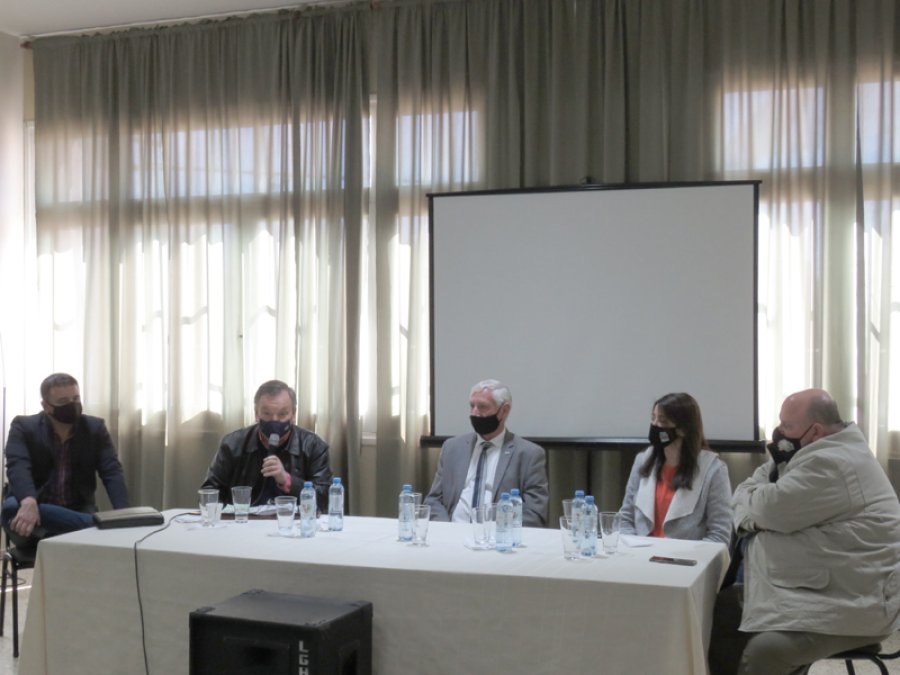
[712,388,900,675]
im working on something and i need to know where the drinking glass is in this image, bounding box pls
[599,511,621,555]
[198,488,221,527]
[561,499,574,520]
[560,516,581,560]
[471,504,496,548]
[231,486,252,524]
[274,495,297,537]
[412,505,431,546]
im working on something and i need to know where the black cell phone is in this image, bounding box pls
[649,555,697,566]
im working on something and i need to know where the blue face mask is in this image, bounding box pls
[259,419,292,444]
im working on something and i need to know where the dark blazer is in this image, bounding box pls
[424,430,549,526]
[5,412,130,511]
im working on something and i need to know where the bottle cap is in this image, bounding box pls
[333,477,341,485]
[304,481,313,488]
[585,495,595,504]
[402,483,412,491]
[500,492,511,500]
[510,488,520,496]
[575,490,585,498]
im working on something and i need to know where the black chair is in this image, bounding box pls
[827,640,900,675]
[0,523,37,658]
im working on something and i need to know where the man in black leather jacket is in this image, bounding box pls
[200,380,333,512]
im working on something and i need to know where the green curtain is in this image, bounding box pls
[24,0,900,515]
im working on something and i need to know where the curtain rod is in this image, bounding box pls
[19,0,372,42]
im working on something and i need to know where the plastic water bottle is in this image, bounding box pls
[580,495,598,557]
[495,492,514,553]
[299,481,317,538]
[571,490,586,548]
[328,477,344,531]
[509,488,524,547]
[398,484,415,542]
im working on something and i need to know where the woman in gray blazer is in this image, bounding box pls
[618,392,733,544]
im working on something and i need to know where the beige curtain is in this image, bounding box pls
[22,0,900,516]
[31,9,370,509]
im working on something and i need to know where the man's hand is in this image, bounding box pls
[10,497,41,537]
[261,456,288,488]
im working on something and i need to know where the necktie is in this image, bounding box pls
[471,441,490,510]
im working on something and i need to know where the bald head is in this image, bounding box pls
[778,388,845,447]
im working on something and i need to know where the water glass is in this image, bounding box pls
[198,488,221,527]
[471,504,496,548]
[599,511,621,555]
[561,499,574,520]
[231,485,252,524]
[412,505,431,546]
[560,516,581,560]
[274,495,297,537]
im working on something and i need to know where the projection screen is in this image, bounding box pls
[428,182,759,446]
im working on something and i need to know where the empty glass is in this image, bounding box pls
[471,504,496,548]
[412,504,431,546]
[599,511,621,555]
[559,516,581,560]
[274,495,297,537]
[198,488,222,527]
[231,486,252,523]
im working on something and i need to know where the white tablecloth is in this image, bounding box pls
[19,512,728,675]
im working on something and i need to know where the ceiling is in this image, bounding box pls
[0,0,330,38]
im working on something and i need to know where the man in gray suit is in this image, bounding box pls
[424,379,548,526]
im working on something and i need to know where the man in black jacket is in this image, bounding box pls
[200,380,333,512]
[2,373,129,548]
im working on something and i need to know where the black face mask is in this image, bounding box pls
[259,419,292,445]
[767,425,812,465]
[648,424,678,453]
[50,401,82,425]
[470,413,502,437]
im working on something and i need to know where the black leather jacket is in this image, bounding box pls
[200,424,332,512]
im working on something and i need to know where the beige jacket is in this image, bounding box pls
[733,423,900,635]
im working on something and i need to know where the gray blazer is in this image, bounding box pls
[618,448,733,544]
[424,430,549,526]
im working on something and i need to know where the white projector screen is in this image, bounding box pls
[429,182,759,446]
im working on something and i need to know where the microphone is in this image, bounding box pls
[268,433,280,454]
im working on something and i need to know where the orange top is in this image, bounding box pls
[651,464,678,538]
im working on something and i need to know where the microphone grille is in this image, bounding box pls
[268,433,280,447]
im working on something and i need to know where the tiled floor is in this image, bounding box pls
[0,566,896,674]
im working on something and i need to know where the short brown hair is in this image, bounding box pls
[253,380,297,410]
[40,373,79,402]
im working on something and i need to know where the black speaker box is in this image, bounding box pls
[189,589,373,675]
